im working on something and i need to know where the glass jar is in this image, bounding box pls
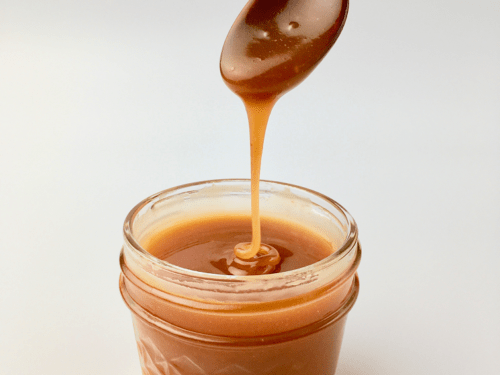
[120,179,361,375]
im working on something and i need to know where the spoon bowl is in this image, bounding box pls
[220,0,349,101]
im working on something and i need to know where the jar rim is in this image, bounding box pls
[123,179,358,284]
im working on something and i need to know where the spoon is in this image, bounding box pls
[220,0,349,101]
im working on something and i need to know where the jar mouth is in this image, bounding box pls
[123,179,359,285]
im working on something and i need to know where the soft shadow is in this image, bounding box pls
[335,347,388,375]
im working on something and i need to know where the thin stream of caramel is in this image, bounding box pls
[234,99,276,260]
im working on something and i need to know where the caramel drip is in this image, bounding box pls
[221,0,348,271]
[233,99,276,260]
[229,243,281,275]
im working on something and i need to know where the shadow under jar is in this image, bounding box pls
[119,179,361,375]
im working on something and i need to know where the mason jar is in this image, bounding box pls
[119,179,361,375]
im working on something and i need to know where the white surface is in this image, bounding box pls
[1,0,499,374]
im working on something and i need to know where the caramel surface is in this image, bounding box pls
[144,215,333,276]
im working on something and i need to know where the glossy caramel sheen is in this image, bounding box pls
[144,215,333,275]
[221,0,348,101]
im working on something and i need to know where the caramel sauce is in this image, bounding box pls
[144,215,334,276]
[220,0,348,271]
[121,4,357,373]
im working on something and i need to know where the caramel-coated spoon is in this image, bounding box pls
[221,0,349,101]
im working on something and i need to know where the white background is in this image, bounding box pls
[1,0,499,374]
